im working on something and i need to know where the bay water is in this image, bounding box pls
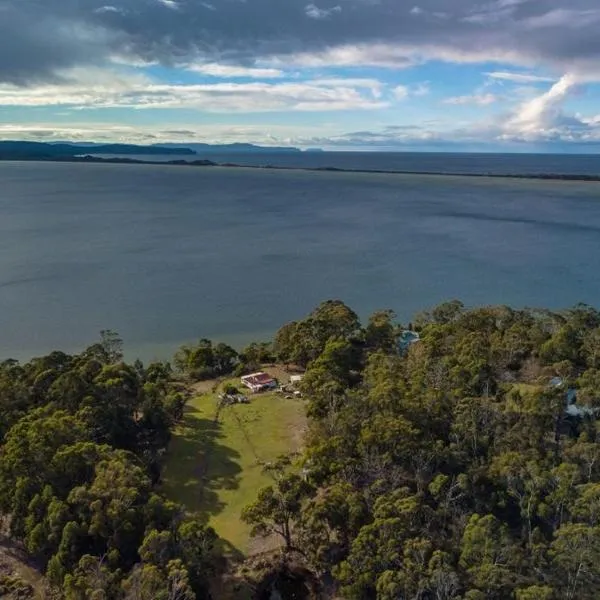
[1,157,599,361]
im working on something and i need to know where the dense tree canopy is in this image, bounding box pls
[174,339,239,381]
[0,334,215,599]
[249,301,600,599]
[4,301,600,599]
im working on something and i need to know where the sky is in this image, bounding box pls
[1,0,600,151]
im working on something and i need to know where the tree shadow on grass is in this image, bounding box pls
[216,537,246,563]
[163,411,242,522]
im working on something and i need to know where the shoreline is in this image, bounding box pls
[1,154,599,182]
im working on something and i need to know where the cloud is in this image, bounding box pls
[462,0,528,24]
[0,71,388,112]
[307,78,384,98]
[156,0,179,10]
[486,71,556,84]
[393,85,409,100]
[413,82,430,96]
[0,121,335,146]
[4,88,600,149]
[271,43,529,71]
[443,93,498,105]
[502,74,585,139]
[3,0,600,85]
[94,6,123,15]
[305,4,342,20]
[522,8,600,29]
[187,64,284,78]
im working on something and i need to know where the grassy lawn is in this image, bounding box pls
[161,384,307,555]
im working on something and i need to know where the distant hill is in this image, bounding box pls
[155,142,302,154]
[0,141,195,159]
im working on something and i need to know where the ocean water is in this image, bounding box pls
[1,158,600,361]
[94,151,600,177]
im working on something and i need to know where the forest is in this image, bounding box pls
[2,300,600,599]
[0,332,215,599]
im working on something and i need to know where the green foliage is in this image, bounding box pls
[237,341,275,374]
[364,309,400,352]
[247,300,600,599]
[0,333,216,600]
[0,574,35,599]
[7,301,600,599]
[174,339,238,380]
[242,472,313,550]
[273,300,361,367]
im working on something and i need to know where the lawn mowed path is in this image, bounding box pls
[161,389,307,555]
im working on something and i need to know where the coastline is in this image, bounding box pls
[1,154,599,182]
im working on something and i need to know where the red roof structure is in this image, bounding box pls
[242,372,275,386]
[241,372,277,392]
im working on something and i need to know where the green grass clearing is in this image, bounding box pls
[161,384,307,555]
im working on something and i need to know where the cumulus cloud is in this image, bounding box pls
[502,74,584,139]
[2,0,600,85]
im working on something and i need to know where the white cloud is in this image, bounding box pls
[393,85,409,100]
[392,82,431,100]
[271,42,530,70]
[156,0,179,9]
[309,78,382,88]
[0,122,335,145]
[308,78,384,97]
[486,71,555,84]
[443,93,498,105]
[94,6,124,14]
[503,74,579,137]
[305,4,342,19]
[187,63,284,78]
[272,44,417,69]
[0,71,388,113]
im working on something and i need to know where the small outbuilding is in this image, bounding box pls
[241,372,277,393]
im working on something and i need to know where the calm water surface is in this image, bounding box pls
[96,151,600,176]
[1,160,599,361]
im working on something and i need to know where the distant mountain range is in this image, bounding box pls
[0,141,195,159]
[0,140,304,160]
